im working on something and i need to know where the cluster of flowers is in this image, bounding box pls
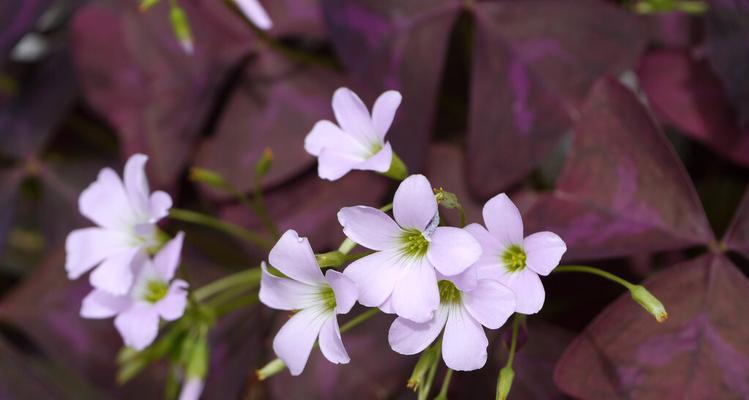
[261,88,568,374]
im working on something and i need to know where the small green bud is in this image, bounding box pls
[138,0,160,12]
[255,148,274,179]
[189,167,228,189]
[382,152,408,181]
[169,4,194,54]
[496,366,515,400]
[256,358,286,381]
[434,188,461,209]
[407,343,440,391]
[315,251,345,268]
[630,285,668,323]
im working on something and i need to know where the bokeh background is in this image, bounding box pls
[1,0,749,398]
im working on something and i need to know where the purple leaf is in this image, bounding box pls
[262,0,327,40]
[554,255,749,399]
[638,49,749,168]
[0,169,23,252]
[705,0,749,129]
[724,188,749,259]
[0,0,53,64]
[467,0,647,197]
[194,49,343,195]
[71,1,253,186]
[525,78,714,260]
[321,0,462,170]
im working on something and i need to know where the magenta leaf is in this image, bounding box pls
[554,255,749,399]
[262,0,327,40]
[71,1,253,186]
[194,50,343,195]
[638,49,749,168]
[525,78,714,260]
[321,0,462,169]
[466,0,647,197]
[724,188,749,259]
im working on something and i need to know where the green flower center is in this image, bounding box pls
[502,245,526,272]
[400,229,429,258]
[319,286,337,311]
[143,280,169,303]
[438,280,461,305]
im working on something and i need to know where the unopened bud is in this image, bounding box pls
[434,188,461,209]
[255,148,274,178]
[138,0,160,12]
[630,285,668,323]
[315,251,345,268]
[189,167,227,189]
[169,4,194,54]
[256,358,286,381]
[496,366,515,400]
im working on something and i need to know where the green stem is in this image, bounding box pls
[340,308,378,333]
[213,293,259,318]
[169,208,272,250]
[419,350,441,400]
[193,268,261,302]
[251,181,280,239]
[505,314,521,368]
[436,368,454,399]
[554,265,635,290]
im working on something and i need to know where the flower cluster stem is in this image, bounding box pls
[554,265,635,290]
[193,268,261,302]
[496,313,522,400]
[169,208,272,250]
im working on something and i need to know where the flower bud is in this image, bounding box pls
[138,0,160,12]
[407,343,440,391]
[630,285,668,322]
[255,147,274,179]
[189,167,227,189]
[315,251,345,268]
[496,366,515,400]
[169,4,194,54]
[433,188,461,209]
[256,358,286,381]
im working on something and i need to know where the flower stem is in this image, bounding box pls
[340,308,379,333]
[554,265,635,290]
[496,314,522,400]
[169,208,272,250]
[435,368,453,400]
[193,268,261,302]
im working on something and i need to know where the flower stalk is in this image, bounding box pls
[496,314,522,400]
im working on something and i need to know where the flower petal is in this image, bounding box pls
[482,193,524,247]
[114,305,160,350]
[427,226,481,276]
[234,0,272,30]
[498,269,545,314]
[178,377,204,400]
[268,230,324,285]
[156,279,189,321]
[524,231,567,276]
[354,141,392,173]
[442,307,488,371]
[305,120,367,157]
[462,280,515,329]
[438,265,478,292]
[153,232,185,280]
[65,227,130,279]
[337,206,401,251]
[259,262,323,311]
[318,316,350,365]
[79,167,134,230]
[325,270,357,314]
[393,174,437,230]
[80,289,130,319]
[391,256,439,323]
[272,307,330,376]
[464,223,503,253]
[149,190,172,222]
[343,250,403,308]
[331,87,378,145]
[388,306,447,355]
[89,247,142,295]
[316,148,362,181]
[123,153,152,220]
[371,90,402,139]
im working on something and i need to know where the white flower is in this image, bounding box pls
[234,0,272,30]
[80,233,188,350]
[178,377,204,400]
[259,230,358,376]
[305,87,402,180]
[338,174,481,323]
[465,193,567,314]
[66,154,172,295]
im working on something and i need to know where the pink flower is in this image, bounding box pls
[388,269,516,371]
[259,230,358,376]
[305,87,401,180]
[465,194,567,314]
[233,0,272,30]
[66,154,173,295]
[338,174,481,323]
[178,377,204,400]
[80,233,188,350]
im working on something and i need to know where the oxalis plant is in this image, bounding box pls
[64,85,667,400]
